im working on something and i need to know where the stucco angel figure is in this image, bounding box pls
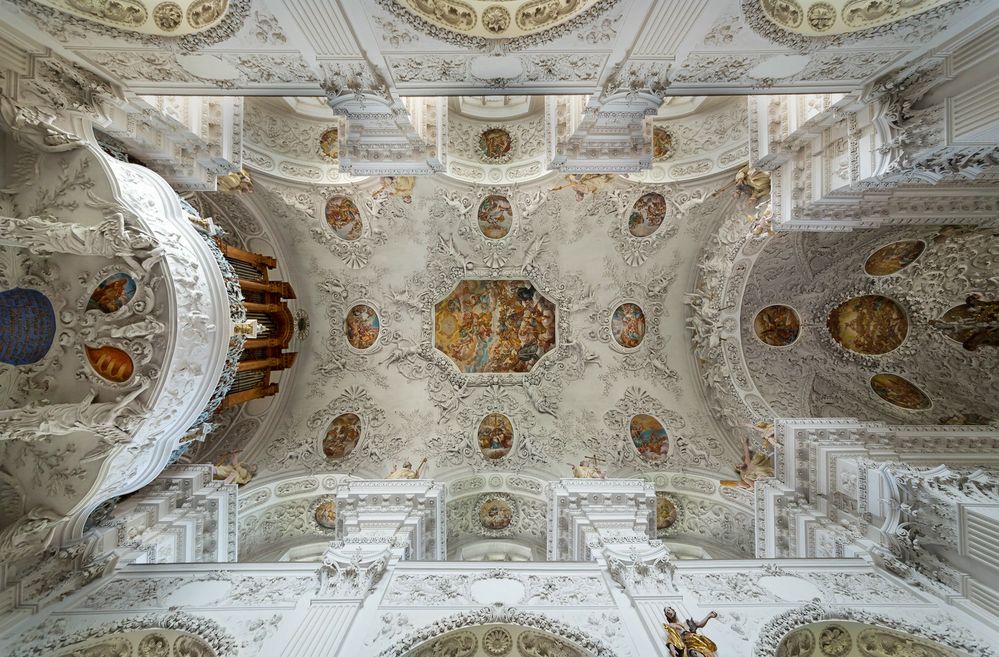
[213,450,257,486]
[568,459,606,479]
[388,457,428,480]
[0,507,62,563]
[0,211,159,262]
[0,384,147,442]
[663,607,718,657]
[720,436,774,489]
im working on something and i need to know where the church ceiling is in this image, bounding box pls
[1,0,992,95]
[189,163,749,491]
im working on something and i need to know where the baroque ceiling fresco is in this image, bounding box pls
[173,91,998,562]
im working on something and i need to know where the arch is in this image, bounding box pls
[10,610,238,657]
[754,601,995,657]
[378,607,621,657]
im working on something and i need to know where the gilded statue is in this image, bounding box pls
[568,458,606,479]
[721,436,774,489]
[663,607,718,657]
[734,166,771,204]
[388,457,428,480]
[217,168,253,193]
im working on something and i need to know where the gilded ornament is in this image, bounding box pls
[818,625,851,656]
[187,0,228,28]
[517,0,585,30]
[806,2,836,31]
[761,0,804,28]
[66,0,147,27]
[664,607,719,657]
[153,2,183,30]
[482,5,511,33]
[403,0,476,31]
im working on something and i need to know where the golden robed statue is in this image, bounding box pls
[663,607,718,657]
[387,457,428,480]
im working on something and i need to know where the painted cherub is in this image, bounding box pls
[664,607,719,657]
[388,457,428,480]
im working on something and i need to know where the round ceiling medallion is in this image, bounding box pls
[477,128,513,163]
[478,496,514,530]
[870,373,931,410]
[628,192,668,237]
[478,413,514,460]
[0,288,56,366]
[314,500,337,528]
[323,413,361,459]
[326,196,363,241]
[826,295,907,355]
[652,127,674,161]
[319,127,339,159]
[477,195,513,239]
[482,5,510,33]
[754,305,801,347]
[344,304,380,350]
[611,302,646,348]
[630,414,669,462]
[86,344,135,383]
[864,240,925,276]
[88,272,137,313]
[655,492,678,530]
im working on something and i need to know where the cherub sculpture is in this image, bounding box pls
[213,450,257,486]
[663,607,718,657]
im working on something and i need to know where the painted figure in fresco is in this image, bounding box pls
[88,275,133,313]
[213,450,257,486]
[628,193,668,237]
[345,305,380,350]
[663,607,719,657]
[568,459,606,479]
[388,457,428,480]
[551,173,616,201]
[373,176,415,203]
[323,413,361,460]
[612,303,646,348]
[434,280,556,374]
[733,166,771,204]
[753,305,800,347]
[478,128,512,160]
[720,436,774,489]
[653,126,674,161]
[931,293,999,351]
[479,498,513,530]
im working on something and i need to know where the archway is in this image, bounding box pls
[380,608,620,657]
[754,602,994,657]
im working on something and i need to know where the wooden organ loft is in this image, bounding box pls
[216,241,298,409]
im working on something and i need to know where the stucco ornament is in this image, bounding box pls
[0,383,147,442]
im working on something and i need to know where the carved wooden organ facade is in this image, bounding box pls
[215,240,298,410]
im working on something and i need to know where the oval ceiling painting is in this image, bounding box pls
[477,195,514,239]
[864,240,926,276]
[344,304,380,350]
[87,273,137,313]
[319,127,339,159]
[630,414,669,461]
[478,496,514,530]
[85,344,134,383]
[0,288,55,366]
[478,413,514,460]
[611,302,646,348]
[826,295,908,355]
[870,373,931,410]
[655,492,678,530]
[322,412,361,460]
[325,196,363,241]
[628,192,668,237]
[935,296,999,351]
[754,305,801,347]
[314,500,337,529]
[652,127,674,161]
